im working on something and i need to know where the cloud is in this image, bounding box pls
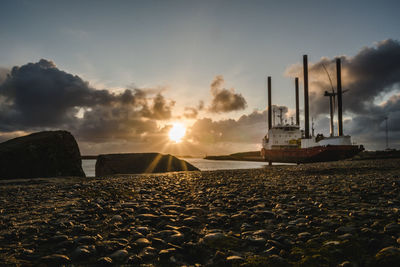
[183,107,198,119]
[187,109,268,144]
[198,100,204,110]
[0,67,9,84]
[285,39,400,149]
[208,75,247,113]
[0,59,175,143]
[141,93,175,120]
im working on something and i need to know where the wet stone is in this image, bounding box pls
[1,159,400,266]
[384,223,400,234]
[71,247,91,261]
[338,233,353,240]
[40,254,71,264]
[375,246,400,265]
[96,256,113,265]
[74,235,96,245]
[159,248,176,261]
[226,255,245,264]
[139,246,158,261]
[111,215,123,223]
[134,238,151,248]
[109,249,129,262]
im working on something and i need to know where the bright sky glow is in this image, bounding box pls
[169,123,186,143]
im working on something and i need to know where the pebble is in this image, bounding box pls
[111,215,123,222]
[96,256,113,265]
[0,159,399,266]
[109,249,128,262]
[226,255,245,264]
[40,254,71,264]
[134,238,151,248]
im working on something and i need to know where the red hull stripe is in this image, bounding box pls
[262,145,363,163]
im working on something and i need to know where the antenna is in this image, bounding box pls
[278,107,284,125]
[272,108,276,126]
[311,117,315,137]
[385,116,389,149]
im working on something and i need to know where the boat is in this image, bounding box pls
[261,55,364,164]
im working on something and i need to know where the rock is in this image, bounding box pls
[49,235,69,243]
[297,232,312,240]
[375,246,400,265]
[95,153,199,176]
[159,248,176,261]
[96,256,113,265]
[0,130,85,179]
[338,261,352,267]
[127,255,142,265]
[109,249,129,262]
[71,247,91,261]
[134,238,151,248]
[202,233,241,250]
[40,254,71,264]
[384,223,400,234]
[19,249,38,261]
[111,215,123,223]
[74,235,96,245]
[0,131,85,179]
[335,226,356,234]
[139,246,158,261]
[245,236,266,246]
[338,233,353,240]
[226,255,245,264]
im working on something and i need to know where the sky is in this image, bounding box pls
[1,0,400,155]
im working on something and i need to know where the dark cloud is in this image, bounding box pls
[0,59,174,143]
[187,110,267,144]
[141,93,175,120]
[286,39,400,116]
[0,68,9,84]
[285,39,400,149]
[208,75,247,113]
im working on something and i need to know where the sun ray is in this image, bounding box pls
[169,123,186,143]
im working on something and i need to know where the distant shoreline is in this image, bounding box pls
[204,150,400,162]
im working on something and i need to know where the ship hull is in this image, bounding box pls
[261,145,364,163]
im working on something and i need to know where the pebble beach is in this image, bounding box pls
[0,159,399,266]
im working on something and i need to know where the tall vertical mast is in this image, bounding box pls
[295,77,300,126]
[268,76,272,130]
[303,55,310,138]
[336,58,343,136]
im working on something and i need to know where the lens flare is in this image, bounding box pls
[168,123,186,143]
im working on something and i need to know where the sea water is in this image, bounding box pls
[82,158,288,177]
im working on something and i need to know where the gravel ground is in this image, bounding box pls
[0,159,399,266]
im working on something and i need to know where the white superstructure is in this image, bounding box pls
[263,124,353,150]
[263,124,302,150]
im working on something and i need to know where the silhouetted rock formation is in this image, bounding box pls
[95,153,199,176]
[0,131,85,179]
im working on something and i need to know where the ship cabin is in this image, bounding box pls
[263,124,302,150]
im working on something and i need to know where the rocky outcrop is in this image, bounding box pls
[95,153,199,176]
[0,130,85,179]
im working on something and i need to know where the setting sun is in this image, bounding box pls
[168,123,186,143]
